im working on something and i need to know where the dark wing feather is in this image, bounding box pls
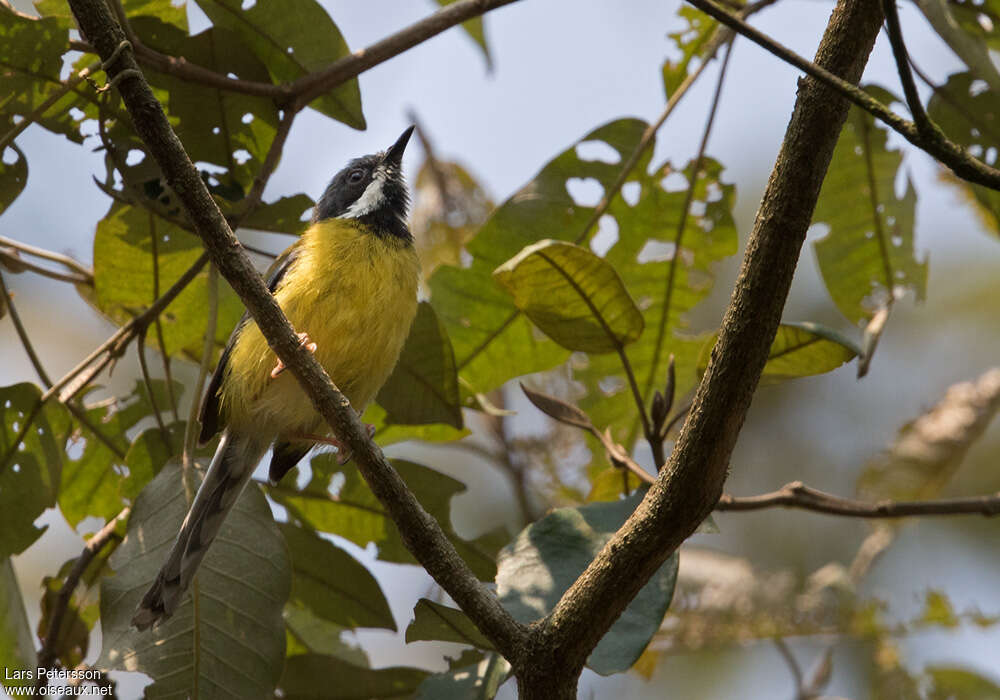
[268,440,312,484]
[197,245,300,443]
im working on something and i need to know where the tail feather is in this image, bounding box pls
[132,430,268,630]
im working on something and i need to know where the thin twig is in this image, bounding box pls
[0,236,95,282]
[773,637,806,698]
[35,509,128,690]
[644,37,735,466]
[879,0,932,136]
[239,108,296,220]
[716,481,1000,517]
[135,328,170,445]
[684,0,1000,190]
[147,213,179,421]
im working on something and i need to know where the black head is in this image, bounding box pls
[313,126,415,240]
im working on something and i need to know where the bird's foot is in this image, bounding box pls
[270,332,317,379]
[295,424,376,465]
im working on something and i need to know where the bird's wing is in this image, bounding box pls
[197,244,301,443]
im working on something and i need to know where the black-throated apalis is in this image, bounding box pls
[133,126,420,629]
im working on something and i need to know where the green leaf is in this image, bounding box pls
[577,155,738,445]
[194,0,364,128]
[92,202,242,358]
[435,0,492,68]
[279,655,428,699]
[0,6,100,143]
[921,590,959,628]
[59,381,182,527]
[366,403,470,446]
[0,383,69,558]
[927,71,1000,239]
[414,653,510,700]
[429,119,650,397]
[494,239,644,353]
[129,17,281,192]
[272,456,502,580]
[240,194,314,235]
[0,559,35,691]
[927,666,1000,700]
[814,86,928,325]
[697,322,859,383]
[377,301,463,428]
[0,119,27,215]
[284,604,369,665]
[99,460,291,699]
[405,598,494,649]
[662,6,718,98]
[915,0,1000,93]
[496,490,679,675]
[279,522,395,630]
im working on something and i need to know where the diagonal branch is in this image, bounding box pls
[515,0,887,694]
[684,0,1000,191]
[66,0,527,664]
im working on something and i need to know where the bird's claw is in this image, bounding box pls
[270,332,317,379]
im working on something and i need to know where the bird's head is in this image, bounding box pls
[313,126,415,239]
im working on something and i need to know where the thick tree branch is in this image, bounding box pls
[66,0,527,664]
[684,0,1000,191]
[514,0,886,695]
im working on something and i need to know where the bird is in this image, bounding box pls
[132,126,421,630]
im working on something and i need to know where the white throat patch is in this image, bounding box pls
[339,167,387,219]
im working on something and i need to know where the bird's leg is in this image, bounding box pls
[293,423,376,465]
[270,332,318,379]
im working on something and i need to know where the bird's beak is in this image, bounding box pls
[384,125,415,166]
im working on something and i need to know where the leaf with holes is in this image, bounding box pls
[494,239,644,353]
[915,0,1000,94]
[405,598,493,649]
[814,86,928,325]
[497,490,679,675]
[283,604,369,664]
[577,154,738,446]
[98,460,291,699]
[662,6,718,98]
[0,383,69,559]
[241,194,315,236]
[129,17,281,193]
[697,322,859,384]
[279,523,395,630]
[928,71,1000,239]
[195,0,364,128]
[377,301,463,428]
[429,119,650,398]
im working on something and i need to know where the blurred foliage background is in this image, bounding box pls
[2,0,1000,697]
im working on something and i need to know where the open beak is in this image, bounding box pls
[384,125,415,166]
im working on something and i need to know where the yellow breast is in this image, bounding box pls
[220,219,420,437]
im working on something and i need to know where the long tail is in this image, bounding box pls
[132,430,268,630]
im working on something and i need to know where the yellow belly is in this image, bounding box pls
[219,220,420,438]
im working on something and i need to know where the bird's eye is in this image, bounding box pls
[348,169,365,184]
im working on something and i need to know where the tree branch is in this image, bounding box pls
[0,236,94,285]
[515,0,886,694]
[717,481,1000,517]
[66,0,527,664]
[684,0,1000,191]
